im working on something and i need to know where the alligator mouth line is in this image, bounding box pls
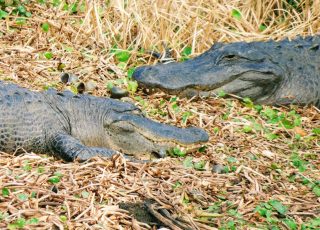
[130,124,205,147]
[140,70,281,100]
[138,71,247,93]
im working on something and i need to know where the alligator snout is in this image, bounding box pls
[133,66,159,84]
[132,66,148,80]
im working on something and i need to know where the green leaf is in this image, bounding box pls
[81,191,90,198]
[226,220,236,230]
[115,50,130,62]
[280,118,294,129]
[262,108,277,120]
[52,0,61,7]
[16,5,26,14]
[127,80,138,93]
[283,218,297,230]
[312,186,320,197]
[26,218,39,225]
[217,90,226,98]
[169,147,186,157]
[198,146,207,153]
[70,2,78,14]
[0,10,8,19]
[181,46,192,57]
[41,22,50,32]
[265,133,279,141]
[171,103,180,113]
[127,67,135,79]
[312,128,320,135]
[117,62,126,70]
[259,24,267,31]
[17,193,28,201]
[37,166,45,174]
[44,52,53,59]
[254,104,263,112]
[269,200,287,215]
[183,156,193,168]
[306,218,320,227]
[207,203,221,213]
[23,161,32,171]
[182,111,192,124]
[213,127,219,134]
[242,125,252,133]
[9,218,26,229]
[227,157,237,163]
[291,154,307,172]
[2,187,9,197]
[243,97,254,108]
[31,191,37,198]
[63,45,73,52]
[228,209,242,218]
[194,161,206,171]
[59,215,67,222]
[169,97,178,103]
[256,206,268,217]
[15,17,26,25]
[172,181,182,189]
[231,9,242,20]
[48,176,60,184]
[106,82,114,90]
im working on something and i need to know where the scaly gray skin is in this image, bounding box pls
[133,36,320,107]
[0,82,208,161]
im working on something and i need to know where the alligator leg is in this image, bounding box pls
[50,133,117,161]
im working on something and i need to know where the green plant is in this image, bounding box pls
[2,187,9,197]
[231,9,242,20]
[255,199,290,227]
[48,171,63,184]
[0,1,32,19]
[168,147,186,157]
[180,46,192,61]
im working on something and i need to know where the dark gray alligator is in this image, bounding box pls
[0,82,208,161]
[133,36,320,107]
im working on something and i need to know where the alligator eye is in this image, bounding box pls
[218,54,244,64]
[225,55,236,59]
[221,55,238,61]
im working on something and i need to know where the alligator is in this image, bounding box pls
[0,82,208,161]
[133,36,320,107]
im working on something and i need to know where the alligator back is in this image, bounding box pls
[0,82,61,153]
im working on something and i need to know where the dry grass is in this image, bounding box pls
[0,0,319,229]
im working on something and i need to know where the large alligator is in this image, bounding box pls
[0,82,208,161]
[133,36,320,107]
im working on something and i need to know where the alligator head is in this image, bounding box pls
[133,36,320,106]
[71,96,209,160]
[105,100,208,159]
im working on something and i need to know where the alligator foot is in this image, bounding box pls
[51,133,117,161]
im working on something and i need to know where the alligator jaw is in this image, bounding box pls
[133,61,282,101]
[106,113,209,160]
